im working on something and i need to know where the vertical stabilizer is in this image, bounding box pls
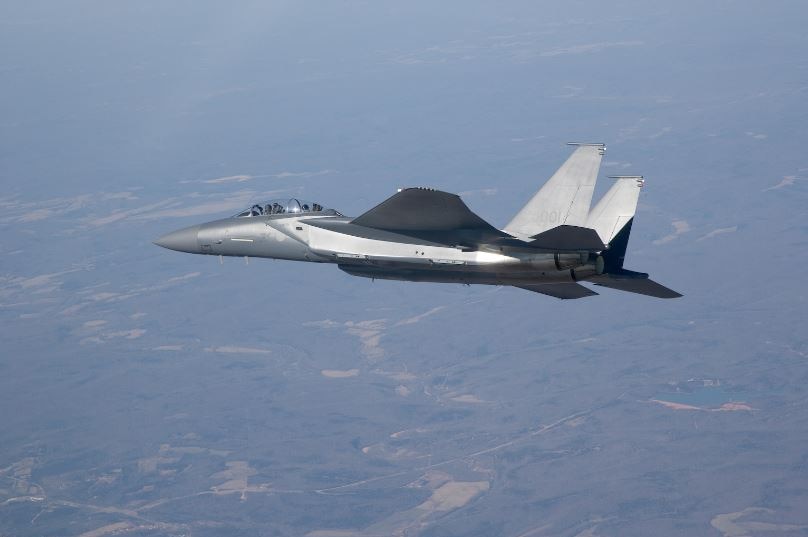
[585,176,643,245]
[505,143,605,238]
[586,176,683,298]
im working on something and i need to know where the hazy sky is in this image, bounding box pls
[1,2,807,536]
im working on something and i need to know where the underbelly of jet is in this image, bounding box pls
[338,264,583,286]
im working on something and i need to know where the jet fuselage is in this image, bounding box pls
[155,213,598,287]
[155,144,681,299]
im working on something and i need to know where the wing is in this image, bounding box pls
[351,188,508,246]
[514,283,599,299]
[353,187,497,231]
[306,218,447,246]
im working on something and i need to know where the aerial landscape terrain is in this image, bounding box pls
[1,1,807,536]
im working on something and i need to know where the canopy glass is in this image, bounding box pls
[235,198,332,217]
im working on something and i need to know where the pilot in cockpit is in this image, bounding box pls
[237,199,333,218]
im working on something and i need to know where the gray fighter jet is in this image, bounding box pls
[155,144,681,299]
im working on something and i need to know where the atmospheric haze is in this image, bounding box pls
[1,1,807,536]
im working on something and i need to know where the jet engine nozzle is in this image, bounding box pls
[554,252,589,270]
[571,261,603,280]
[594,255,605,274]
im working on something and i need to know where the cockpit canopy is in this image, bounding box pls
[235,198,336,218]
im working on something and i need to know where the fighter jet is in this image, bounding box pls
[155,143,681,299]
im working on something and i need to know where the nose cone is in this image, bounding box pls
[154,225,201,253]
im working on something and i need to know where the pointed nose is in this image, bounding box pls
[154,225,201,253]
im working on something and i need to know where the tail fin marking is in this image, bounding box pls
[505,143,605,238]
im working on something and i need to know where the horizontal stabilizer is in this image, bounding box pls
[589,274,682,299]
[515,283,599,299]
[352,188,497,232]
[529,225,606,251]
